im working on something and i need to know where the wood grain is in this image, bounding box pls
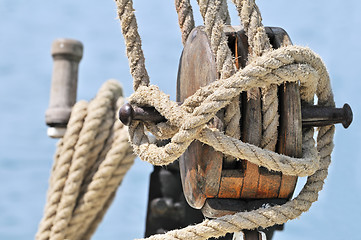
[177,27,222,209]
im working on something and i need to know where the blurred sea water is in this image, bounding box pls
[0,1,360,239]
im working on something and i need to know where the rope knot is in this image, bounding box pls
[127,46,328,178]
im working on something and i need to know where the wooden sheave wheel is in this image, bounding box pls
[177,26,302,218]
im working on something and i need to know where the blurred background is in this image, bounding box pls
[0,0,360,239]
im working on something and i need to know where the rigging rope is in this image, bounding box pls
[37,0,336,239]
[115,0,335,239]
[36,80,136,240]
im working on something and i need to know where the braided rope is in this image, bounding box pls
[36,80,136,240]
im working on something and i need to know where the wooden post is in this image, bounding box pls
[45,39,83,138]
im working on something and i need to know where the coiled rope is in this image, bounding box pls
[115,0,335,239]
[36,80,136,240]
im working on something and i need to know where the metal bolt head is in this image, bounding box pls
[341,103,353,128]
[118,103,134,126]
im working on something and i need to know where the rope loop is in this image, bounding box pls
[128,45,331,177]
[36,80,136,240]
[117,0,335,239]
[37,1,338,240]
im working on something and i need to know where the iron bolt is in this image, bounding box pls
[119,102,353,129]
[301,103,352,129]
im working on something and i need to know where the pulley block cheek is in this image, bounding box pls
[176,26,302,217]
[177,26,222,209]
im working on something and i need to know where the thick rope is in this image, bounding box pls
[195,0,241,149]
[36,80,136,240]
[220,0,231,25]
[131,50,334,240]
[233,0,279,151]
[35,1,337,239]
[233,0,272,57]
[37,101,88,240]
[128,47,326,170]
[175,0,195,46]
[113,0,335,235]
[116,0,150,90]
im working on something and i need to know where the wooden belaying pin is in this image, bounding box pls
[119,102,353,129]
[45,39,83,138]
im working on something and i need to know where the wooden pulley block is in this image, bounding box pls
[177,26,302,218]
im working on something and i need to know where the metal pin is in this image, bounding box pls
[301,103,353,129]
[118,103,166,126]
[119,103,353,129]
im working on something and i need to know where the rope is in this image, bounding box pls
[233,0,279,151]
[220,0,231,25]
[131,54,333,239]
[114,0,335,239]
[37,0,336,239]
[36,80,136,240]
[175,0,195,46]
[116,0,150,91]
[128,47,327,173]
[196,0,242,153]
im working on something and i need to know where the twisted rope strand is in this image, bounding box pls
[233,0,279,151]
[82,192,117,240]
[196,0,241,148]
[175,0,195,45]
[49,81,122,240]
[220,0,231,25]
[38,0,337,239]
[116,0,150,90]
[139,125,333,240]
[233,0,272,57]
[65,98,135,239]
[129,46,326,167]
[36,101,88,240]
[36,81,136,240]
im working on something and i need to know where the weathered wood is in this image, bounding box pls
[218,27,247,198]
[269,27,302,199]
[178,26,302,221]
[240,88,262,199]
[218,170,243,198]
[238,27,263,198]
[278,82,302,198]
[46,39,83,127]
[243,230,260,240]
[177,26,222,209]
